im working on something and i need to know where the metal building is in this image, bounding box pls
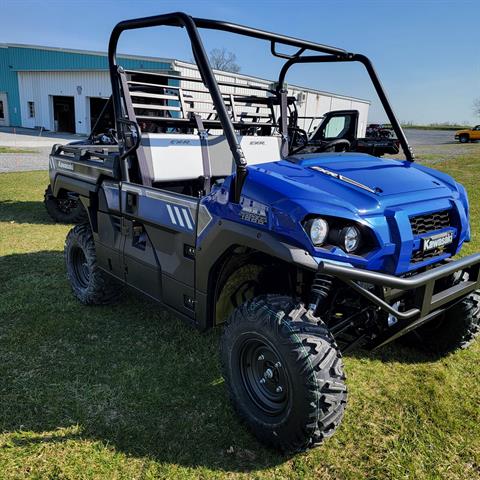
[0,43,370,135]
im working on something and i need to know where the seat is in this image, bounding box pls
[142,133,282,183]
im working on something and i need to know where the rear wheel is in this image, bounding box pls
[459,134,469,143]
[220,295,347,453]
[402,292,480,354]
[44,185,88,224]
[65,223,123,305]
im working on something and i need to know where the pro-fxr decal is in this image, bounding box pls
[239,196,269,225]
[310,166,379,194]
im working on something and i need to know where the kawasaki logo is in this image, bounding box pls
[57,160,74,171]
[422,231,453,251]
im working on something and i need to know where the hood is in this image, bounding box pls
[290,153,446,196]
[245,152,458,216]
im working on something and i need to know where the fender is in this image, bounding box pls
[52,173,97,198]
[196,218,318,293]
[194,219,318,330]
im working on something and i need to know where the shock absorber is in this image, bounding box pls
[309,272,334,315]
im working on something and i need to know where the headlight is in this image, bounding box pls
[308,218,329,246]
[341,225,361,253]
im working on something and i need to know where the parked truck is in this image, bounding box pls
[46,13,479,453]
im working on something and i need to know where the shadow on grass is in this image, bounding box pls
[0,250,290,472]
[0,250,443,473]
[0,199,53,225]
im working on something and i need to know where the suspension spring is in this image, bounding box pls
[309,273,334,314]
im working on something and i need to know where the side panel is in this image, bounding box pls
[120,182,198,319]
[92,181,125,282]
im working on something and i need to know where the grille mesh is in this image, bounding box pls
[411,246,448,264]
[410,210,451,235]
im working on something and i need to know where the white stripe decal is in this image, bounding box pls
[182,208,193,230]
[173,206,185,227]
[166,204,177,224]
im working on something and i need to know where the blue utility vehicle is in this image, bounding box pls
[48,13,480,452]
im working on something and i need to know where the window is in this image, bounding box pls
[0,100,4,119]
[28,101,35,118]
[324,117,346,138]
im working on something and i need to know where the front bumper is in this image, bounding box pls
[318,253,480,348]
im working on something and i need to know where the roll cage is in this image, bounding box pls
[108,11,414,202]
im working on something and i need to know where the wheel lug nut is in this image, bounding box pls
[276,386,283,393]
[257,354,264,361]
[259,378,266,384]
[264,368,273,379]
[274,362,282,368]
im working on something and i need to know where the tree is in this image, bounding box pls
[208,48,241,73]
[474,98,480,119]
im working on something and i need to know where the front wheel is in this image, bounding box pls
[459,134,470,144]
[403,292,480,354]
[220,295,347,453]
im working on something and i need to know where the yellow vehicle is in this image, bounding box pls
[455,125,480,143]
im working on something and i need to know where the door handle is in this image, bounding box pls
[125,191,137,214]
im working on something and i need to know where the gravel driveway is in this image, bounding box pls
[0,147,53,173]
[0,127,86,173]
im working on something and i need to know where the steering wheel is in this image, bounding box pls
[318,138,351,152]
[288,127,309,150]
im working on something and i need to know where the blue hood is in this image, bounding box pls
[204,152,469,275]
[246,153,459,216]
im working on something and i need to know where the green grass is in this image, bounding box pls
[0,152,480,479]
[0,147,37,154]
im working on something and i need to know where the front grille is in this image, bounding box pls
[410,210,451,235]
[411,246,448,264]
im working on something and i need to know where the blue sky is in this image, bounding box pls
[1,0,479,124]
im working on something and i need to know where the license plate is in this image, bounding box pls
[422,231,453,251]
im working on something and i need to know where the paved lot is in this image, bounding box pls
[0,126,82,147]
[404,128,457,146]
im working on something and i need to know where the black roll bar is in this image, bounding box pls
[278,54,414,161]
[108,12,247,200]
[108,12,415,198]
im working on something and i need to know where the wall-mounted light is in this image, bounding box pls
[76,86,83,95]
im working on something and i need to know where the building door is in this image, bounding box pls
[0,93,9,127]
[89,97,114,133]
[53,96,75,133]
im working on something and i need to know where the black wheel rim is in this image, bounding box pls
[239,337,289,415]
[71,246,90,288]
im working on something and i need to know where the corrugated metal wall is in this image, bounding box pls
[18,71,112,133]
[174,60,370,136]
[0,44,172,128]
[1,44,370,134]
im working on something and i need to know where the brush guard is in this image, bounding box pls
[317,253,480,349]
